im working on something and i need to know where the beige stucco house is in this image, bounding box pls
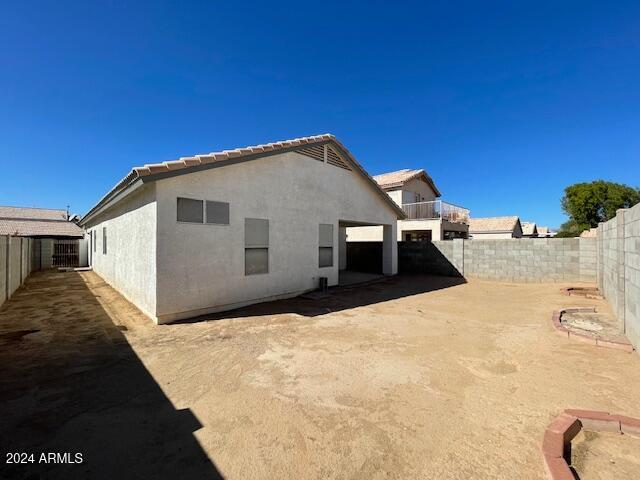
[468,216,523,239]
[537,226,556,238]
[79,134,404,324]
[347,169,469,242]
[521,221,538,238]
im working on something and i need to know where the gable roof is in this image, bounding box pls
[80,134,406,225]
[521,221,538,236]
[469,216,521,233]
[373,169,441,197]
[0,206,68,221]
[0,205,84,238]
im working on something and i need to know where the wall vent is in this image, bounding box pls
[326,145,351,170]
[296,145,325,162]
[296,144,352,171]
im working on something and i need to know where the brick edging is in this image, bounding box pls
[542,409,640,479]
[551,308,634,353]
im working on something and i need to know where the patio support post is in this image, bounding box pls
[382,223,397,275]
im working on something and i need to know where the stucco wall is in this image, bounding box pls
[597,205,640,350]
[386,190,402,206]
[347,218,468,242]
[84,184,157,319]
[401,177,438,203]
[154,151,398,322]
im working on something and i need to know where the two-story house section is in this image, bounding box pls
[347,169,469,242]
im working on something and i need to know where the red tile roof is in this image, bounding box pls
[373,169,441,196]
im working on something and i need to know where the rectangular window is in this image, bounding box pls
[206,200,230,225]
[177,197,204,223]
[245,218,269,275]
[102,227,107,255]
[92,230,96,252]
[319,223,333,267]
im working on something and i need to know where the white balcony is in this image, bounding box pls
[402,200,470,224]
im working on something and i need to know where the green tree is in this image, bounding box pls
[557,181,640,237]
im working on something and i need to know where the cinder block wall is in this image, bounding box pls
[0,236,6,306]
[398,241,462,276]
[0,236,40,309]
[462,238,596,282]
[399,237,597,283]
[598,204,640,350]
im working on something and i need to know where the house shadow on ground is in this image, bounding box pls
[0,271,223,480]
[185,274,466,323]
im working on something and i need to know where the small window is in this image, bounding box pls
[245,218,269,275]
[319,223,333,267]
[245,248,268,275]
[206,201,229,225]
[102,227,107,255]
[177,197,203,223]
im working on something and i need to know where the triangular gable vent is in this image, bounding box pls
[296,144,351,171]
[297,144,325,162]
[327,145,351,170]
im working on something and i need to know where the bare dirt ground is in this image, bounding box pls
[571,430,640,479]
[1,270,639,479]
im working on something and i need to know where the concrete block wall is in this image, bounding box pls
[0,236,41,309]
[462,238,596,282]
[8,237,22,298]
[0,236,6,306]
[398,240,462,276]
[399,237,597,282]
[598,204,640,350]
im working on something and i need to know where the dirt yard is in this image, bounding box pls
[1,270,639,479]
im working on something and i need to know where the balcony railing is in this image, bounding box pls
[402,200,470,224]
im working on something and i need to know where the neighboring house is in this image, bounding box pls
[0,206,83,238]
[521,222,538,238]
[580,227,598,238]
[0,206,85,268]
[469,216,523,239]
[346,168,469,242]
[79,134,405,324]
[537,226,552,238]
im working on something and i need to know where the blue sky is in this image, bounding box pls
[1,1,639,228]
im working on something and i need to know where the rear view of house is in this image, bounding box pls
[79,134,404,324]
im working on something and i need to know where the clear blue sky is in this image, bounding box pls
[1,1,639,228]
